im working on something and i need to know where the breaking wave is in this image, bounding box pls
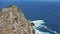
[30,20,59,34]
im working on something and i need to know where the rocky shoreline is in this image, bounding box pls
[0,5,33,34]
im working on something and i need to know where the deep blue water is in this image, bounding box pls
[0,1,60,33]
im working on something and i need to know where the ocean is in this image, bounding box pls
[0,1,60,34]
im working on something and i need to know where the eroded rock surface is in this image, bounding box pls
[0,5,33,34]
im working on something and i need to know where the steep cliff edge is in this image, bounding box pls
[0,5,33,34]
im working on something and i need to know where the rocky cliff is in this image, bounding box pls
[0,5,33,34]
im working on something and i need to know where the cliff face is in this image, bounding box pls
[0,5,33,34]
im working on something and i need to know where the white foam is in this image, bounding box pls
[31,20,45,27]
[35,29,50,34]
[30,20,59,34]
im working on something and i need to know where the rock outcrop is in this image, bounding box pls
[0,5,33,34]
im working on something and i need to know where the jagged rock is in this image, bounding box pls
[0,5,33,34]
